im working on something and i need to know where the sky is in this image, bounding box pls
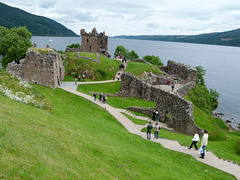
[1,0,240,36]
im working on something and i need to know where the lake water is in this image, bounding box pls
[31,36,240,128]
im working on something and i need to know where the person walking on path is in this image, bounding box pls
[99,92,103,101]
[155,111,159,121]
[171,84,175,92]
[152,109,156,120]
[75,78,78,85]
[82,74,85,82]
[103,95,106,104]
[147,121,153,140]
[93,93,96,101]
[78,74,81,81]
[200,130,209,159]
[154,122,161,139]
[188,131,199,150]
[113,74,115,80]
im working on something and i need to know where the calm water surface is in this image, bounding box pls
[31,36,240,127]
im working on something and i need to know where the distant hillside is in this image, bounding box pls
[114,28,240,47]
[0,2,78,37]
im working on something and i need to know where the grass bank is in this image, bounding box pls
[0,85,235,179]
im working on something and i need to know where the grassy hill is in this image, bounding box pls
[0,2,77,37]
[63,52,162,81]
[114,28,240,47]
[0,72,235,179]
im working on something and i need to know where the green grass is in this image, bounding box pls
[126,61,163,78]
[122,113,148,125]
[64,52,120,81]
[77,82,156,109]
[77,81,121,95]
[0,85,235,179]
[79,52,97,59]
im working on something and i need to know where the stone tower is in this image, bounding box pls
[80,28,108,56]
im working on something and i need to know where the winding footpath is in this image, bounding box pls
[59,61,240,179]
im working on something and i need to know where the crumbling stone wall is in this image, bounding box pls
[159,60,197,83]
[118,72,201,135]
[7,50,64,89]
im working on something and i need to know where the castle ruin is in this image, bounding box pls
[80,28,108,56]
[6,48,64,89]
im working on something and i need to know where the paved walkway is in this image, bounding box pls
[60,84,240,179]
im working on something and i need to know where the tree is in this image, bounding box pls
[0,26,32,68]
[143,55,163,66]
[195,65,206,86]
[128,50,139,60]
[114,45,129,58]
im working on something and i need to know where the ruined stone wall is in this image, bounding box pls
[7,51,64,89]
[118,72,202,135]
[167,60,197,83]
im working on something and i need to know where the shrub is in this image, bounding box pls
[215,118,229,130]
[143,55,163,66]
[235,141,240,155]
[208,129,227,141]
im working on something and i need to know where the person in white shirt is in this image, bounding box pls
[200,130,209,159]
[188,131,200,150]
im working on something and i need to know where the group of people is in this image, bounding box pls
[93,93,107,104]
[188,130,209,159]
[119,63,125,71]
[147,121,161,140]
[113,73,121,81]
[75,73,85,85]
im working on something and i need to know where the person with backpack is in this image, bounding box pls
[147,121,153,140]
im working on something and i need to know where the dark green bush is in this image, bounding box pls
[215,118,229,130]
[235,141,240,155]
[209,129,227,141]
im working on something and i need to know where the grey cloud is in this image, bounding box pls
[147,23,160,28]
[39,1,55,9]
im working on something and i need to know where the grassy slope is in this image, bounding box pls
[0,85,235,179]
[64,53,120,81]
[77,81,240,164]
[77,82,156,109]
[126,61,162,78]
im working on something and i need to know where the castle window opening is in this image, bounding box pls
[90,46,91,51]
[87,39,88,43]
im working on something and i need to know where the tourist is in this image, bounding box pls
[99,93,103,101]
[82,74,85,82]
[154,122,161,139]
[119,64,122,71]
[103,95,106,104]
[152,109,156,120]
[57,76,60,86]
[155,111,159,121]
[147,121,153,140]
[113,74,115,80]
[78,74,81,81]
[93,93,96,101]
[171,84,175,92]
[200,130,209,159]
[188,131,199,150]
[75,78,78,85]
